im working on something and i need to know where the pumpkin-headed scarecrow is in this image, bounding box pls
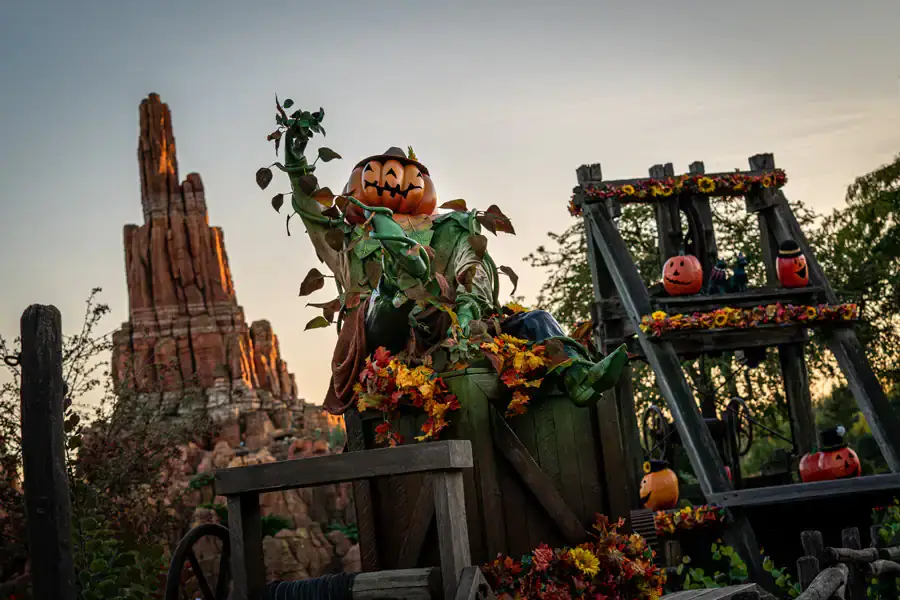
[639,460,679,511]
[270,109,629,416]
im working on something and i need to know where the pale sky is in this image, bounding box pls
[1,1,898,405]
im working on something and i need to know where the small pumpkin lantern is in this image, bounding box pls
[817,426,861,481]
[343,146,438,224]
[662,254,704,296]
[776,240,809,288]
[798,451,823,483]
[639,459,679,511]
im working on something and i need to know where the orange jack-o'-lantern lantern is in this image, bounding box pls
[639,460,679,511]
[662,254,704,296]
[799,427,861,482]
[777,240,809,288]
[343,146,438,225]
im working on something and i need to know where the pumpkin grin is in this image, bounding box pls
[664,276,693,287]
[796,265,807,280]
[363,180,423,199]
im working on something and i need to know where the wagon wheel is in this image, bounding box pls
[725,396,754,456]
[165,523,231,600]
[641,404,670,459]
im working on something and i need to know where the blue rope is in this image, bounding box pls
[263,573,358,600]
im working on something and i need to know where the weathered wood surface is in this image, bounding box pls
[707,474,900,508]
[353,568,442,600]
[19,304,77,600]
[796,563,848,600]
[610,323,813,359]
[575,167,779,197]
[434,471,472,600]
[453,566,497,600]
[215,439,473,495]
[661,583,767,599]
[227,494,265,600]
[344,409,380,572]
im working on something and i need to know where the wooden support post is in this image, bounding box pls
[433,471,471,600]
[744,155,824,459]
[778,343,817,456]
[578,166,643,525]
[841,527,866,600]
[685,161,720,289]
[20,304,77,600]
[583,202,768,585]
[650,163,682,268]
[344,409,381,571]
[227,493,265,600]
[796,556,821,591]
[746,155,900,471]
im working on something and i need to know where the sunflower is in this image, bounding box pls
[713,312,729,328]
[697,177,716,193]
[651,310,667,322]
[733,181,745,192]
[761,175,773,188]
[568,547,600,578]
[660,185,674,197]
[650,185,663,197]
[622,184,636,196]
[805,306,818,320]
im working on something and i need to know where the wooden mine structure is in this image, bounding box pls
[571,152,900,579]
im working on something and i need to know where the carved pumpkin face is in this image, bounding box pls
[818,447,861,481]
[343,147,437,225]
[639,460,679,511]
[662,255,703,296]
[777,240,809,288]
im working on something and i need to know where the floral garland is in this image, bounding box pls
[483,514,666,600]
[354,347,461,446]
[654,505,728,537]
[640,302,858,337]
[479,334,560,416]
[568,169,787,216]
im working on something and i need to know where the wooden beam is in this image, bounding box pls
[453,565,497,600]
[576,167,778,190]
[650,163,682,268]
[490,406,587,546]
[215,439,473,495]
[779,343,817,456]
[227,493,265,600]
[19,305,77,600]
[707,474,900,507]
[353,568,442,600]
[433,471,472,600]
[396,475,436,569]
[344,410,380,572]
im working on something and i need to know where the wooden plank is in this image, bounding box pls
[454,394,485,566]
[433,471,472,600]
[576,167,778,192]
[341,410,379,571]
[708,474,900,507]
[778,343,817,456]
[396,475,435,569]
[19,305,77,600]
[840,527,867,600]
[571,399,606,522]
[514,402,557,548]
[553,394,588,523]
[353,568,442,600]
[613,324,810,358]
[490,406,587,546]
[796,564,848,600]
[453,566,497,600]
[651,163,682,268]
[464,376,506,560]
[227,494,265,600]
[598,286,828,318]
[216,438,473,495]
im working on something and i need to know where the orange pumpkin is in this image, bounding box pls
[799,427,861,482]
[662,254,704,296]
[639,460,679,511]
[776,240,809,288]
[343,146,438,225]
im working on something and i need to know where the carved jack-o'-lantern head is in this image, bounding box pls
[343,146,438,224]
[662,254,704,296]
[777,240,809,288]
[639,459,680,511]
[818,426,861,481]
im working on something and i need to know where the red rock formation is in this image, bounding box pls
[111,94,301,424]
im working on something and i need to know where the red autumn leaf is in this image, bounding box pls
[308,297,342,323]
[312,187,335,207]
[344,292,361,310]
[299,268,326,297]
[321,204,341,219]
[486,205,515,234]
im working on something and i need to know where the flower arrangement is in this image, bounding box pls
[482,514,666,600]
[654,505,728,537]
[640,302,858,337]
[568,170,787,216]
[354,346,461,446]
[479,334,562,416]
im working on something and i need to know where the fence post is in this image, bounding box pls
[842,527,866,600]
[20,305,77,600]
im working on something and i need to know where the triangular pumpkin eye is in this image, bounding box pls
[385,168,397,177]
[363,164,374,172]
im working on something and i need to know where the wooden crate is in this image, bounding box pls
[344,366,609,570]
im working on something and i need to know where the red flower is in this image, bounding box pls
[373,346,392,367]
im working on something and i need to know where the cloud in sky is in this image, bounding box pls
[1,0,898,404]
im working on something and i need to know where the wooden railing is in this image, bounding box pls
[796,528,900,600]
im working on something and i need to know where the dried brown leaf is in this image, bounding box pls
[440,199,468,212]
[299,268,326,297]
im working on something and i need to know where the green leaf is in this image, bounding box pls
[318,147,342,162]
[283,98,294,109]
[256,167,274,190]
[271,193,284,213]
[305,316,330,331]
[308,298,342,323]
[90,558,107,573]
